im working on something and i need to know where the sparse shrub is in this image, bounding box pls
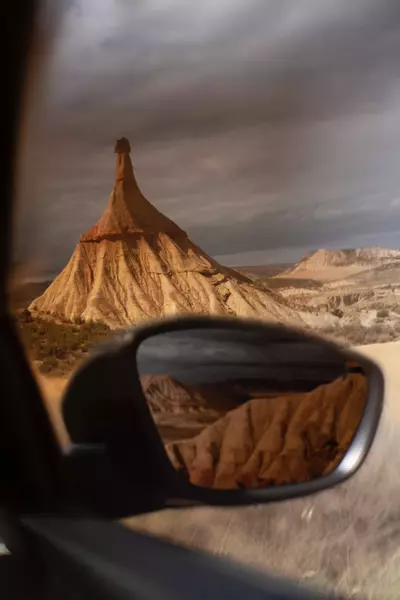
[15,312,111,375]
[376,308,390,319]
[331,308,344,319]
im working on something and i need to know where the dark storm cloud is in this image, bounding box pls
[15,0,400,271]
[191,201,400,258]
[44,0,400,143]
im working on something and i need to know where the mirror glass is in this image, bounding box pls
[136,327,368,490]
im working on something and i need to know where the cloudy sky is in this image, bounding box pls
[15,0,400,274]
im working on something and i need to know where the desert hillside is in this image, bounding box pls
[286,247,400,272]
[281,247,400,282]
[247,246,400,346]
[13,147,400,374]
[16,242,400,377]
[29,138,304,330]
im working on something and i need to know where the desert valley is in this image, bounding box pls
[242,246,400,346]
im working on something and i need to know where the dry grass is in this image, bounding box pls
[123,344,400,600]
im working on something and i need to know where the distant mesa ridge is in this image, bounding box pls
[284,247,400,275]
[29,138,300,329]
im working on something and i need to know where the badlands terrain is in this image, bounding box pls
[279,247,400,345]
[238,246,400,346]
[13,243,400,377]
[13,137,400,378]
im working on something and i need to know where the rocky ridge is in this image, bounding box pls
[285,247,400,273]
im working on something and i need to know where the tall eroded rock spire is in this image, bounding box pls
[114,137,138,185]
[29,138,302,329]
[81,137,185,241]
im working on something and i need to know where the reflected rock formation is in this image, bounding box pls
[165,373,367,489]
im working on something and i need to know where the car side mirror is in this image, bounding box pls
[61,317,384,515]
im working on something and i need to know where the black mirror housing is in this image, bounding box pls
[61,317,384,516]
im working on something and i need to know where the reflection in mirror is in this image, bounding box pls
[136,328,368,490]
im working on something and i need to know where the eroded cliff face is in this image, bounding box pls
[166,373,367,489]
[29,138,302,329]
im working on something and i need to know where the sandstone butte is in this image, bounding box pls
[165,372,367,490]
[30,138,301,329]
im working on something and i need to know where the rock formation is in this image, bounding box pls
[141,375,240,415]
[289,248,400,272]
[166,373,367,489]
[30,138,300,328]
[140,375,244,444]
